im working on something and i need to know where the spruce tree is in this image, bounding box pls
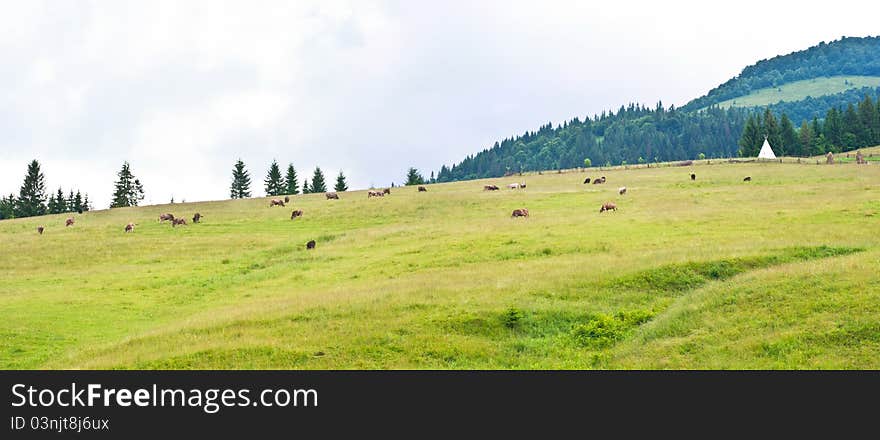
[47,192,58,214]
[55,188,68,213]
[284,164,299,195]
[798,121,814,158]
[763,109,782,154]
[230,159,252,199]
[264,160,285,196]
[82,194,91,212]
[738,114,762,157]
[301,178,310,194]
[15,160,47,218]
[334,171,348,192]
[73,191,83,213]
[405,167,425,185]
[310,167,327,193]
[110,162,145,208]
[0,194,15,220]
[67,190,75,212]
[779,113,798,156]
[842,103,861,148]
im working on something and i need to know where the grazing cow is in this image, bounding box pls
[592,179,602,185]
[383,188,391,195]
[511,208,529,218]
[159,213,175,222]
[124,223,135,233]
[37,226,44,235]
[269,198,285,207]
[584,177,591,184]
[306,240,316,250]
[172,218,187,227]
[484,185,500,191]
[284,196,290,204]
[65,217,75,227]
[326,192,339,199]
[618,186,627,195]
[368,190,385,198]
[192,213,202,223]
[743,176,751,182]
[291,210,303,219]
[690,173,696,181]
[508,183,519,189]
[418,186,427,192]
[600,202,617,213]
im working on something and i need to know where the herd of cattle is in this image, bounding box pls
[32,172,755,243]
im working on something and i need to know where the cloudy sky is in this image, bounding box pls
[1,0,877,208]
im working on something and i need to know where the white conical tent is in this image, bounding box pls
[758,137,777,159]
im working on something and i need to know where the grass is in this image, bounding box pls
[710,75,880,109]
[1,158,879,369]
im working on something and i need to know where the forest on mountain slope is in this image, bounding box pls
[435,37,880,183]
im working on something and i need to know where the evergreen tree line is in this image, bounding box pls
[437,103,748,182]
[0,160,92,220]
[739,94,880,157]
[230,159,349,199]
[683,36,880,111]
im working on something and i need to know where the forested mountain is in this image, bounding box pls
[436,36,880,183]
[683,36,880,111]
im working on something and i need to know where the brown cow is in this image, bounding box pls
[484,185,500,191]
[418,186,427,192]
[269,199,285,207]
[325,192,339,199]
[172,218,187,227]
[306,240,316,249]
[584,177,591,184]
[368,190,384,198]
[592,179,602,185]
[600,202,617,213]
[743,176,751,182]
[511,208,529,218]
[192,213,202,223]
[37,226,44,235]
[65,217,75,227]
[284,195,290,203]
[291,210,303,219]
[383,188,391,195]
[125,222,135,233]
[159,213,175,222]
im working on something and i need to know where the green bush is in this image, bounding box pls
[502,307,525,329]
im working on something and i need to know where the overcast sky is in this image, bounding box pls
[1,0,877,208]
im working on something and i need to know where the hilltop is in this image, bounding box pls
[2,159,878,369]
[437,36,880,183]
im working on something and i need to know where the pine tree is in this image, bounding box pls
[405,167,425,185]
[110,162,145,208]
[334,171,348,192]
[310,167,327,193]
[47,192,58,215]
[842,103,860,149]
[284,164,299,195]
[230,159,252,199]
[67,190,75,212]
[82,194,91,212]
[15,160,47,218]
[779,113,798,156]
[264,160,285,196]
[824,108,843,149]
[301,178,311,194]
[857,95,876,146]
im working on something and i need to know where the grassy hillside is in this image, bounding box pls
[711,76,880,109]
[1,160,879,369]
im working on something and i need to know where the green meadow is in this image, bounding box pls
[713,75,880,109]
[1,159,878,369]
